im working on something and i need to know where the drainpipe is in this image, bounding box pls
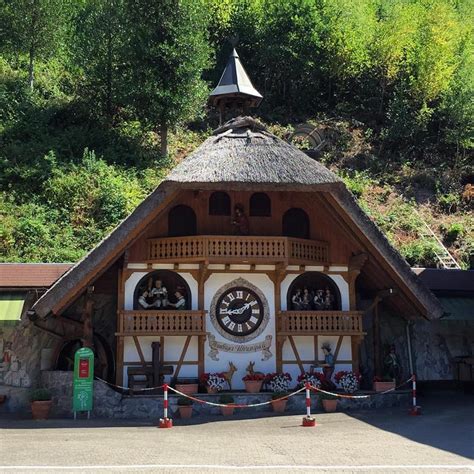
[406,321,414,375]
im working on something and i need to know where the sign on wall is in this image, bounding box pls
[207,333,273,361]
[73,347,94,417]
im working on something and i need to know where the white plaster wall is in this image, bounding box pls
[204,273,276,389]
[124,270,198,310]
[123,335,198,386]
[280,273,349,311]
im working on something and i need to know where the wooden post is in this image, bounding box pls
[373,300,381,376]
[351,335,362,372]
[198,335,206,378]
[197,263,210,377]
[276,335,287,373]
[82,286,94,349]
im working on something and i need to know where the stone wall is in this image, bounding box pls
[39,371,410,419]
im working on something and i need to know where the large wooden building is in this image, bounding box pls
[24,51,444,392]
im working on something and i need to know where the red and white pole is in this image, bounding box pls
[409,374,421,416]
[302,382,316,427]
[159,383,173,428]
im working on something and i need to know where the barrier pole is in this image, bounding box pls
[159,383,173,428]
[302,382,316,427]
[409,374,421,416]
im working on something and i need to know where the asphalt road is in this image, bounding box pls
[0,392,473,473]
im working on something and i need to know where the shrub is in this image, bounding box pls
[30,389,52,402]
[438,194,460,213]
[218,394,234,404]
[177,396,192,406]
[441,222,465,245]
[265,373,292,392]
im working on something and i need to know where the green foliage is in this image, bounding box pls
[30,388,52,402]
[441,223,465,245]
[399,239,441,268]
[177,396,193,406]
[218,393,235,403]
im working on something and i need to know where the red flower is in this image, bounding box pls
[242,373,265,381]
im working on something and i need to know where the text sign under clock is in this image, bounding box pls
[73,347,94,414]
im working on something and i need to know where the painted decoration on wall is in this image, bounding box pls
[210,277,270,343]
[207,333,273,361]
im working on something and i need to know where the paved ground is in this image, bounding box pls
[0,392,473,473]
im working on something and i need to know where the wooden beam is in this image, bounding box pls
[288,336,304,374]
[116,336,124,386]
[173,336,192,382]
[82,286,94,349]
[198,335,206,378]
[132,336,146,369]
[351,335,362,372]
[333,335,344,362]
[313,335,318,363]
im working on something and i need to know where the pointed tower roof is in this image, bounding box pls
[209,48,263,108]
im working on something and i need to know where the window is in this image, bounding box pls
[209,192,231,216]
[168,205,197,237]
[249,193,271,217]
[282,208,310,239]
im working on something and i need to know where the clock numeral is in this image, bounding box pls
[222,316,231,325]
[245,292,251,301]
[227,293,235,302]
[250,300,258,306]
[227,321,236,331]
[220,308,228,314]
[237,324,243,333]
[244,322,252,331]
[236,290,243,299]
[251,309,259,314]
[221,300,229,307]
[249,316,259,324]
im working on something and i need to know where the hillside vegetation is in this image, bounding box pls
[1,0,472,268]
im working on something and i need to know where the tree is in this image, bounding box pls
[123,0,212,156]
[72,0,126,121]
[1,0,71,90]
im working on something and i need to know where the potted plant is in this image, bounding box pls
[320,391,338,412]
[219,394,235,416]
[177,396,193,419]
[373,376,396,392]
[297,371,326,389]
[242,373,265,393]
[199,372,226,394]
[30,388,53,420]
[266,373,292,412]
[335,371,361,394]
[175,378,199,395]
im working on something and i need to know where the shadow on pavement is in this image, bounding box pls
[345,390,474,460]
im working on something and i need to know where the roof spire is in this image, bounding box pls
[209,48,263,124]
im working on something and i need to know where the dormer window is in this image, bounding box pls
[249,193,271,217]
[209,192,231,216]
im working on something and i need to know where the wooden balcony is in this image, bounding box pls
[116,310,207,336]
[148,235,329,264]
[277,311,365,335]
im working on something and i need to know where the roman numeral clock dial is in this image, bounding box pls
[216,287,264,337]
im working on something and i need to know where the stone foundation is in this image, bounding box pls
[38,371,411,419]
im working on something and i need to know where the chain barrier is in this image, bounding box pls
[309,375,414,399]
[167,384,307,408]
[94,376,164,393]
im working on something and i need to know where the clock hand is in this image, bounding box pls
[226,303,251,316]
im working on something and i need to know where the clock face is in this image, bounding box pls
[216,287,264,337]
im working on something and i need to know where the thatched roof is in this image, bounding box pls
[166,117,340,188]
[30,116,443,320]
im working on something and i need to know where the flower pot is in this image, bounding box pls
[373,381,395,392]
[244,380,263,393]
[31,400,53,420]
[175,383,198,395]
[206,386,218,394]
[178,406,193,419]
[322,399,337,413]
[220,406,234,416]
[271,399,287,413]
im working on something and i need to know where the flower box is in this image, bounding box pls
[178,406,193,419]
[373,381,395,392]
[175,383,198,395]
[271,399,287,413]
[244,380,263,393]
[322,399,337,412]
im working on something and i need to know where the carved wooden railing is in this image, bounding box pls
[117,310,206,336]
[277,311,364,335]
[148,235,329,264]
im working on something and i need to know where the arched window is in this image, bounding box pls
[249,193,271,217]
[168,205,197,237]
[209,192,231,216]
[134,270,191,311]
[287,272,341,311]
[282,208,310,239]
